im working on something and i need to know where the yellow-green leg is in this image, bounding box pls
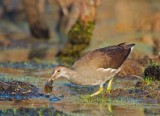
[106,77,114,94]
[90,84,103,97]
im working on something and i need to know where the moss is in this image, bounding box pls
[57,20,95,65]
[79,93,111,103]
[135,81,160,103]
[68,20,95,44]
[79,82,160,104]
[144,76,153,84]
[144,64,160,81]
[0,81,39,101]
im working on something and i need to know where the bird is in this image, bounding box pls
[45,43,135,97]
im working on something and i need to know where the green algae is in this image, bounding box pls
[143,59,160,82]
[0,80,40,101]
[57,20,95,65]
[80,94,109,104]
[79,82,160,104]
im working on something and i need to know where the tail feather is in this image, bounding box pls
[117,43,135,49]
[127,43,135,53]
[118,42,126,46]
[127,43,135,48]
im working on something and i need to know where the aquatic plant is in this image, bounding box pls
[80,93,107,103]
[144,76,153,84]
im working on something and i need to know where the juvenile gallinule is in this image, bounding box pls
[45,43,135,96]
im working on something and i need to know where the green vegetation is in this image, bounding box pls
[57,20,95,65]
[144,60,160,82]
[79,93,140,105]
[80,94,108,103]
[144,76,153,84]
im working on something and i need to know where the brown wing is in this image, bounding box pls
[72,43,135,70]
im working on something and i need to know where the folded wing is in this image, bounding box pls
[72,43,135,71]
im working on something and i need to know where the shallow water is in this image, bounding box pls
[0,62,160,116]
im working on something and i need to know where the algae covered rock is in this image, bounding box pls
[144,65,160,81]
[0,81,40,101]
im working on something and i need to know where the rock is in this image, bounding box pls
[144,65,160,81]
[0,81,40,101]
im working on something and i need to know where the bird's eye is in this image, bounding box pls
[57,69,60,72]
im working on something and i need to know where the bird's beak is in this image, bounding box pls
[47,73,56,84]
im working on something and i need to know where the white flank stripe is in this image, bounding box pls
[97,68,117,72]
[130,46,134,53]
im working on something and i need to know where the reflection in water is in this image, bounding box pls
[49,102,145,116]
[0,99,145,116]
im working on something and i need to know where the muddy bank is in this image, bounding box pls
[105,81,160,104]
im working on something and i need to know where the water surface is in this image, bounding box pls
[0,62,159,116]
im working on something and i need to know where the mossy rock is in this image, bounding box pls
[68,20,95,44]
[144,65,160,81]
[57,20,95,65]
[0,81,41,101]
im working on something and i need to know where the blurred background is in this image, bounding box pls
[0,0,160,64]
[0,1,160,115]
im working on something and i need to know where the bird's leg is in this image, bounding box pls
[90,84,103,97]
[106,77,114,94]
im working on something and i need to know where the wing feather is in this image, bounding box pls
[72,43,134,71]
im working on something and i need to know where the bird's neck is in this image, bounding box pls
[63,67,77,80]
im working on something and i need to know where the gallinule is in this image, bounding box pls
[45,43,135,96]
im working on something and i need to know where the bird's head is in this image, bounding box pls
[44,65,75,93]
[48,66,68,83]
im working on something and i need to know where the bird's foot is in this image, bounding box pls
[106,77,114,94]
[90,85,103,97]
[106,90,111,94]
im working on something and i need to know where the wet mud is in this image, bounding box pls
[105,81,160,104]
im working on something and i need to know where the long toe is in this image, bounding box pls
[90,85,103,97]
[106,77,114,94]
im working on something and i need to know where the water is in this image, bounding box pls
[0,62,159,116]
